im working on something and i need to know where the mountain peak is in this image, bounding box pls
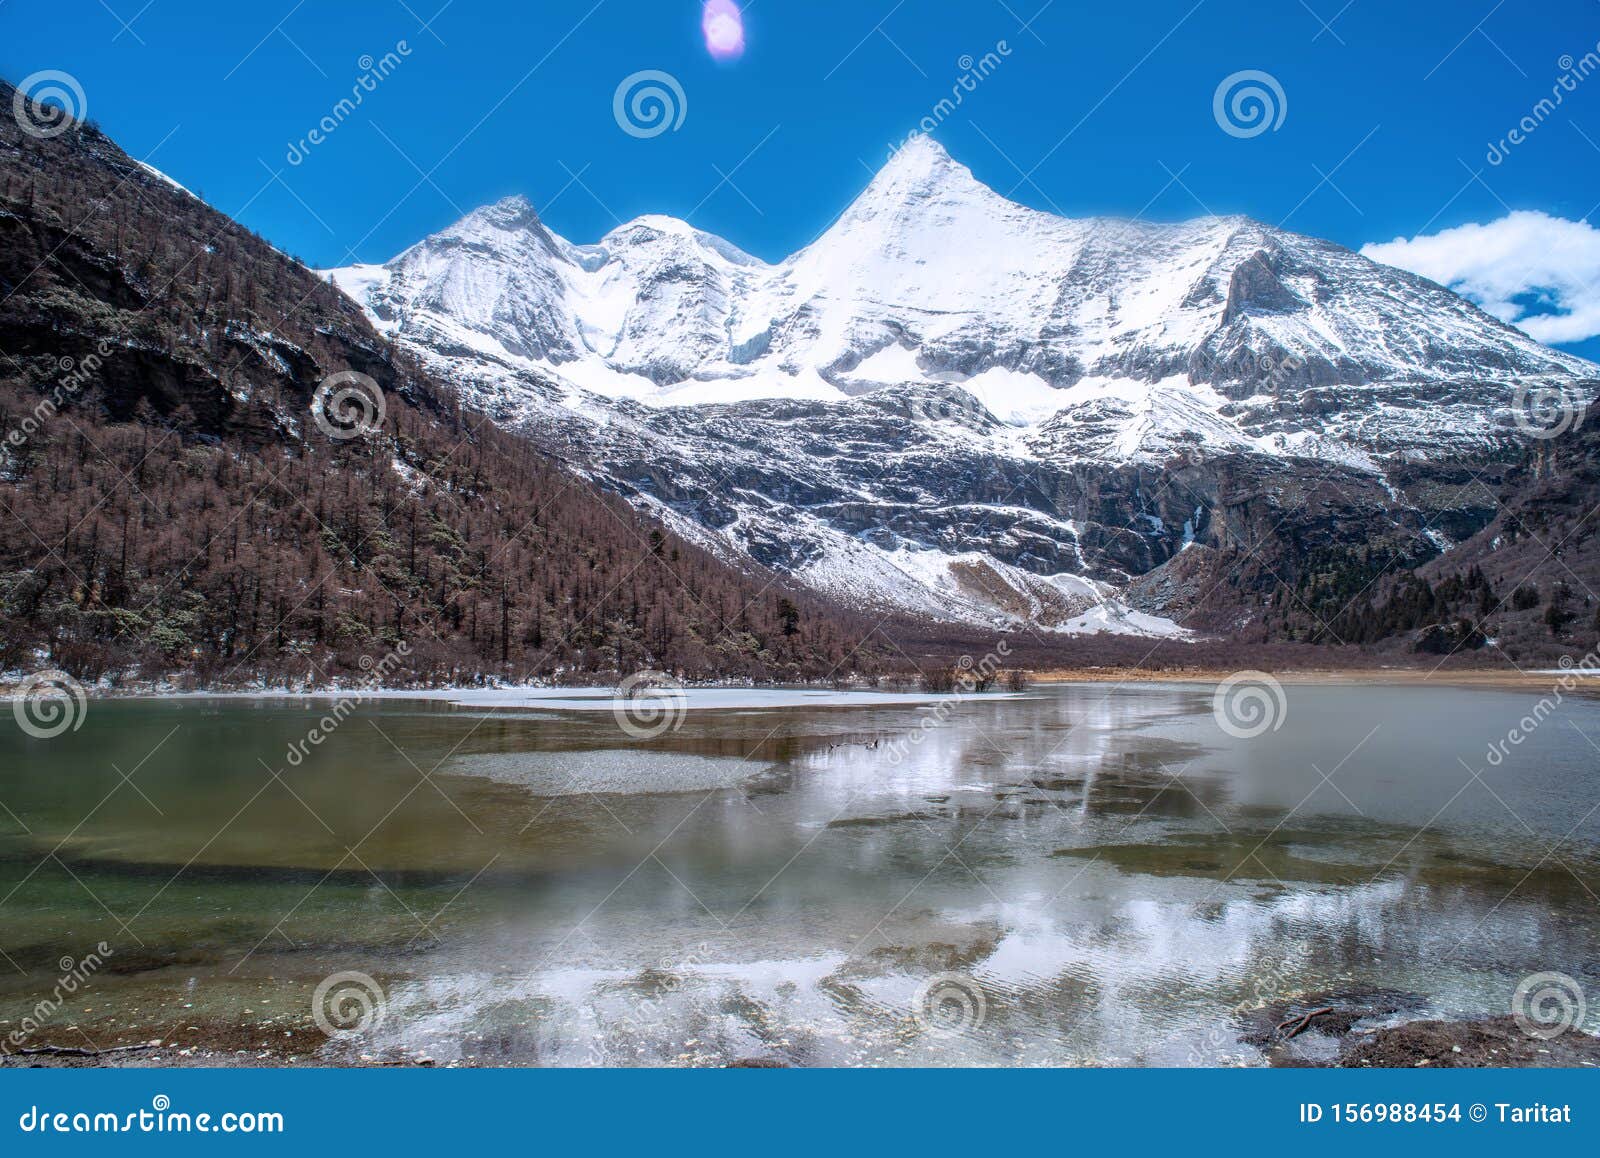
[470,193,543,232]
[885,131,955,165]
[600,214,766,267]
[845,134,1005,226]
[602,213,708,245]
[874,133,971,187]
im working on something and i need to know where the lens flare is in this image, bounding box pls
[702,0,745,61]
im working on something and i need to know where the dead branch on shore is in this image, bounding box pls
[8,1043,159,1058]
[1273,1004,1337,1042]
[1277,1006,1335,1040]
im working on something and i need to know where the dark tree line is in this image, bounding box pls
[0,387,881,685]
[0,81,885,687]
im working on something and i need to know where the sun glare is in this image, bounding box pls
[702,0,745,61]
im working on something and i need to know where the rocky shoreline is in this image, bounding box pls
[1242,991,1600,1068]
[6,1007,1597,1069]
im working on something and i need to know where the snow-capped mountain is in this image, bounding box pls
[324,135,1598,636]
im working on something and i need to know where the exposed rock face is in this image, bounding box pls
[1395,400,1600,662]
[1221,249,1305,325]
[323,136,1599,636]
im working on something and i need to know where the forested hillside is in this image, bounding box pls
[1265,400,1600,665]
[0,81,879,687]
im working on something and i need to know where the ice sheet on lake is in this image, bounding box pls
[447,749,770,796]
[415,687,966,711]
[147,686,977,711]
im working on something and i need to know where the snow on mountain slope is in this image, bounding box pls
[330,136,1593,462]
[322,136,1599,636]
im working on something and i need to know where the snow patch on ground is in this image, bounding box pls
[117,686,993,711]
[954,367,1070,426]
[136,161,194,197]
[794,528,1188,638]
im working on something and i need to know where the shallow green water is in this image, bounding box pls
[1,682,1597,1066]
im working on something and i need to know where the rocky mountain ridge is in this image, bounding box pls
[324,135,1600,635]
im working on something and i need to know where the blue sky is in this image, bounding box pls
[6,0,1600,357]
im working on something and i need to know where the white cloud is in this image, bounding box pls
[1361,210,1600,345]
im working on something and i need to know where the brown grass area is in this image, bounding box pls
[1028,665,1590,691]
